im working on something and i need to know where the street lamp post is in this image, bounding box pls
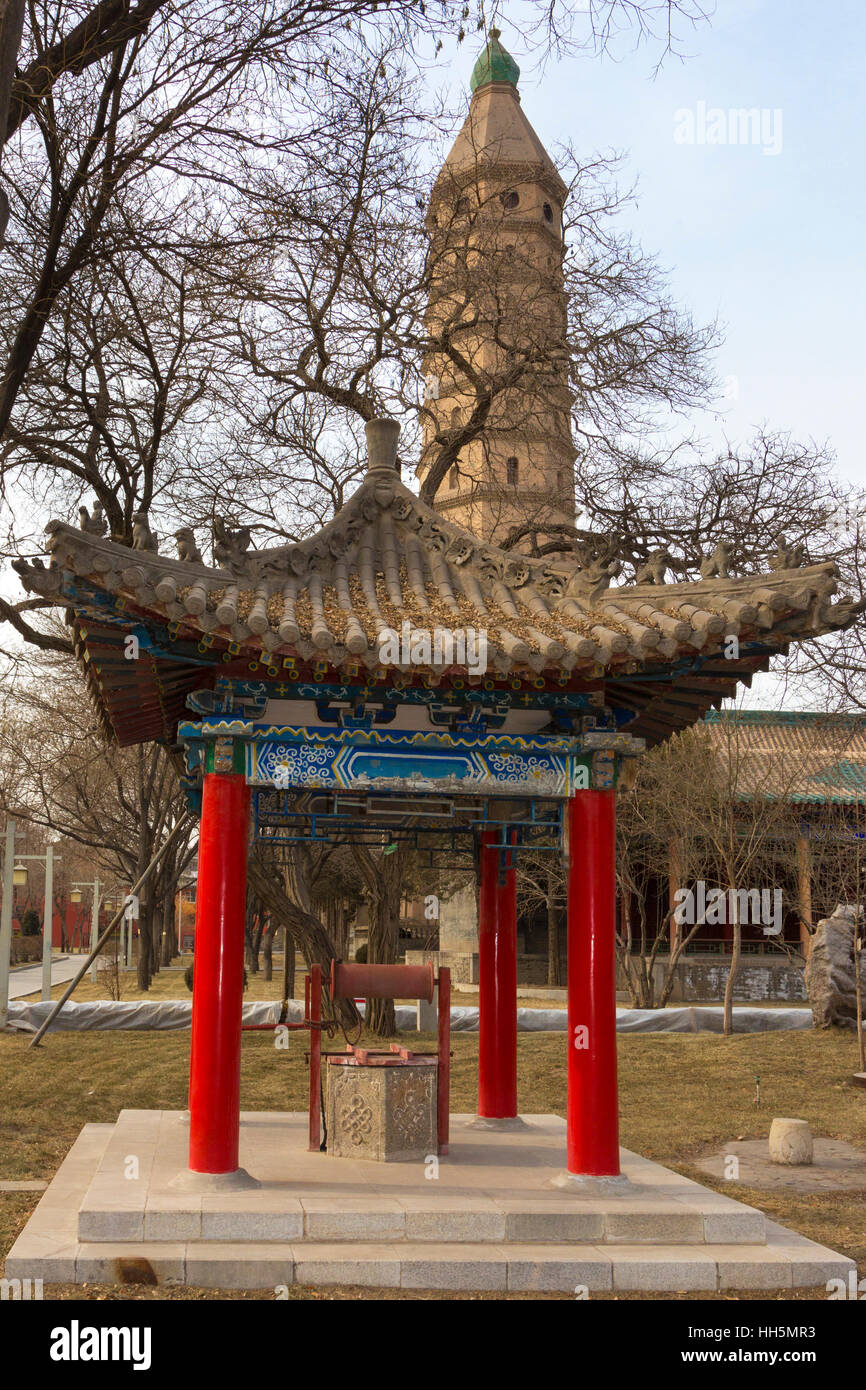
[43,846,54,1001]
[13,847,61,1001]
[101,891,131,968]
[71,880,129,984]
[104,895,120,965]
[72,879,101,984]
[119,891,137,968]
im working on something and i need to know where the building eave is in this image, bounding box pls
[14,456,860,747]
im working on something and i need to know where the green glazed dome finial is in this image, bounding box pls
[469,28,520,93]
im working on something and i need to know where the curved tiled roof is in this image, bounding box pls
[12,420,862,747]
[702,710,866,804]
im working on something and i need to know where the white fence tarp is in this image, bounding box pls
[6,999,294,1032]
[6,999,813,1034]
[613,1005,813,1033]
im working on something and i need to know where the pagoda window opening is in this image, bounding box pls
[507,456,519,487]
[500,190,519,210]
[449,466,459,490]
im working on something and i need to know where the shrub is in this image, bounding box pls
[20,908,41,937]
[11,937,41,963]
[354,942,368,964]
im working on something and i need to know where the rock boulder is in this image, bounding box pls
[805,904,866,1029]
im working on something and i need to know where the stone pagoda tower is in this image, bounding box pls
[419,30,577,547]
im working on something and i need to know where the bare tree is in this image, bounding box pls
[350,840,411,1037]
[0,0,25,241]
[515,851,565,986]
[616,709,861,1028]
[0,654,194,987]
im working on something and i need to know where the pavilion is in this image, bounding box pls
[10,19,863,1174]
[13,412,859,1183]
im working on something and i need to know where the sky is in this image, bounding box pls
[429,0,866,487]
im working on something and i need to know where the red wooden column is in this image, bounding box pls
[188,769,250,1174]
[567,790,620,1176]
[477,829,517,1119]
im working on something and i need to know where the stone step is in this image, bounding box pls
[7,1231,853,1294]
[76,1190,768,1247]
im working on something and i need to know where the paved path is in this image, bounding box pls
[696,1137,866,1193]
[8,955,106,999]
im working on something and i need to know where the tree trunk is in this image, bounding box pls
[546,870,561,986]
[136,900,153,991]
[351,844,406,1038]
[282,927,295,1003]
[158,850,180,966]
[723,886,740,1037]
[364,866,403,1037]
[625,890,656,1008]
[365,901,397,1036]
[156,890,173,968]
[160,889,176,965]
[133,785,156,988]
[262,917,275,981]
[0,0,26,244]
[247,850,357,1029]
[150,904,161,976]
[329,897,350,961]
[855,927,865,1073]
[245,891,263,973]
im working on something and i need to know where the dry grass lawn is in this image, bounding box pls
[13,953,301,1004]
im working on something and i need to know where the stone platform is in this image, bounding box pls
[5,1112,854,1293]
